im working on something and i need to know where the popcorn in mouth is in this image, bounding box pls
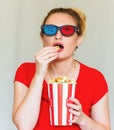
[54,44,64,52]
[55,45,60,50]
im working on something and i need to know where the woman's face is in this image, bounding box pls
[41,13,82,59]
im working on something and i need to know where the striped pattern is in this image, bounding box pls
[48,83,76,126]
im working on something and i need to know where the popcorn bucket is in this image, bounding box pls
[48,83,76,126]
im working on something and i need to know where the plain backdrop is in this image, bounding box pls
[0,0,114,129]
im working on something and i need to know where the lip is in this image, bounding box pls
[53,42,64,52]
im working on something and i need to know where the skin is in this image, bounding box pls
[12,13,110,130]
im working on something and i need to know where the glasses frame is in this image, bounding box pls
[41,24,80,37]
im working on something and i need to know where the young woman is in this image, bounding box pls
[12,7,110,130]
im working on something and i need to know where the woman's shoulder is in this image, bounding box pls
[16,62,35,70]
[15,62,36,76]
[79,62,108,90]
[79,62,103,76]
[18,62,35,67]
[14,62,36,87]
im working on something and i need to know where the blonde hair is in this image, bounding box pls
[41,7,86,37]
[72,8,86,37]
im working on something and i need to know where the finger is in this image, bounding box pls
[44,55,58,64]
[38,50,58,60]
[69,97,80,105]
[42,52,58,60]
[41,53,59,64]
[35,46,57,56]
[69,117,78,123]
[67,103,80,111]
[69,109,81,116]
[35,48,58,61]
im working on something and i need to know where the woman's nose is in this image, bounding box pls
[55,30,62,39]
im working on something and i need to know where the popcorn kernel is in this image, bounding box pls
[49,76,75,83]
[55,46,60,50]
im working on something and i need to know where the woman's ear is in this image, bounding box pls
[40,32,43,38]
[40,32,45,47]
[40,32,45,43]
[76,36,83,47]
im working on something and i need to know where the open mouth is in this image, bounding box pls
[54,43,64,52]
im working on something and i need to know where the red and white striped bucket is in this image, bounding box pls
[48,83,76,126]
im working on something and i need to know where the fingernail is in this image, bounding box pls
[69,109,71,112]
[69,97,73,99]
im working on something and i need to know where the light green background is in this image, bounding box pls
[0,0,113,129]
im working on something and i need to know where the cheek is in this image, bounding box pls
[42,37,52,46]
[65,39,77,53]
[66,38,77,48]
[72,37,79,47]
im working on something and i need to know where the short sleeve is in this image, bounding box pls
[92,70,108,105]
[14,62,35,87]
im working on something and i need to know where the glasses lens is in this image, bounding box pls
[61,26,75,36]
[42,25,57,36]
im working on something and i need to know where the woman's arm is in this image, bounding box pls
[12,47,59,130]
[12,74,44,130]
[67,93,110,130]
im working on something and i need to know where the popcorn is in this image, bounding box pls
[55,45,60,50]
[48,77,76,126]
[49,76,75,83]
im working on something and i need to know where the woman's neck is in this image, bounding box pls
[47,58,77,80]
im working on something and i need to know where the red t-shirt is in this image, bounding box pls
[14,62,108,130]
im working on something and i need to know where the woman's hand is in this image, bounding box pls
[35,46,59,75]
[67,97,85,125]
[67,95,110,130]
